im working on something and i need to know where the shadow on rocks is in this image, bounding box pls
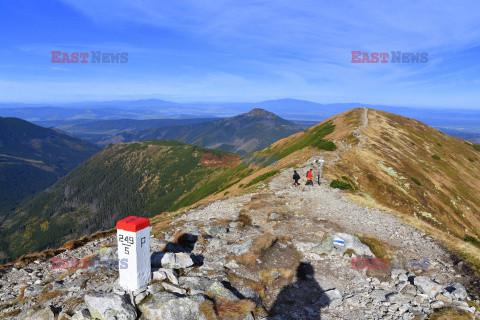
[153,233,204,267]
[268,262,329,320]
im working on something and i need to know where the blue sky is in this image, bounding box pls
[0,0,479,109]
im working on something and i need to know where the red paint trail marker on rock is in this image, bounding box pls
[117,216,151,291]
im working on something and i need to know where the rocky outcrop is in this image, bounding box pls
[85,293,137,320]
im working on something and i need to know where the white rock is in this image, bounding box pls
[162,282,187,295]
[413,276,443,299]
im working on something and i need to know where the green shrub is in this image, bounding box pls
[411,177,421,186]
[465,235,480,248]
[341,176,358,190]
[410,141,416,145]
[468,158,475,163]
[473,144,480,152]
[330,179,353,190]
[432,155,441,160]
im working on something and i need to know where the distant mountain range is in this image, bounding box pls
[0,117,100,223]
[98,108,306,155]
[35,118,218,144]
[1,98,478,126]
[2,98,479,143]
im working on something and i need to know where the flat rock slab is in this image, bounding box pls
[139,291,207,320]
[85,293,137,320]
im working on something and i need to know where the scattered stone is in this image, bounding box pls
[430,300,444,309]
[85,293,137,320]
[413,276,443,298]
[206,281,240,301]
[370,289,391,302]
[162,282,187,295]
[152,268,178,284]
[151,252,194,269]
[228,239,253,256]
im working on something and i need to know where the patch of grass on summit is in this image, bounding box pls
[473,144,480,152]
[274,121,337,159]
[244,169,280,188]
[358,235,390,260]
[330,179,353,190]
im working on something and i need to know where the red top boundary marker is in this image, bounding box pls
[117,216,150,232]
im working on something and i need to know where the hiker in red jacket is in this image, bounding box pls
[306,169,313,185]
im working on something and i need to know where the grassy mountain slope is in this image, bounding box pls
[257,108,480,269]
[101,108,305,155]
[0,117,99,219]
[0,140,254,261]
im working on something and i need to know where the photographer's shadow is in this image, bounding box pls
[268,262,329,320]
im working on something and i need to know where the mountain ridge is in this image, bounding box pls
[99,108,305,155]
[0,117,99,221]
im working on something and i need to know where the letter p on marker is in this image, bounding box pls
[117,216,151,291]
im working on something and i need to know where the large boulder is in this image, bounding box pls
[413,276,443,298]
[444,282,468,300]
[314,233,374,257]
[206,281,240,301]
[138,291,208,320]
[85,293,137,320]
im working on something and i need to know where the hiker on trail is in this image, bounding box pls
[293,170,300,187]
[306,169,313,185]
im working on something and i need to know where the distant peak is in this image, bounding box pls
[245,108,277,118]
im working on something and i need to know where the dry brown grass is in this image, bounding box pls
[216,299,256,320]
[235,252,260,266]
[0,308,21,319]
[199,300,218,320]
[237,212,252,228]
[428,307,474,320]
[38,289,64,303]
[358,234,393,260]
[12,286,28,304]
[250,232,277,254]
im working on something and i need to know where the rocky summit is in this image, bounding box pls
[0,155,479,320]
